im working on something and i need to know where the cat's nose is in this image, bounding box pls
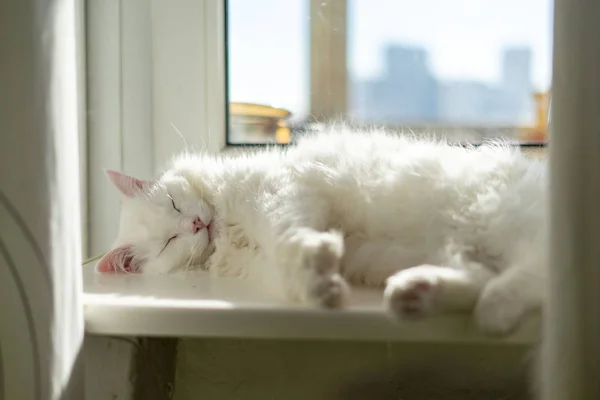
[192,217,206,233]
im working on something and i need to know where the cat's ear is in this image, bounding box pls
[105,170,152,198]
[96,245,143,273]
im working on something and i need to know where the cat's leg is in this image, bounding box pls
[340,237,497,318]
[384,263,496,319]
[474,265,544,335]
[276,227,349,307]
[341,236,429,287]
[256,194,350,308]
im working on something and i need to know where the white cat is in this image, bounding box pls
[97,128,547,335]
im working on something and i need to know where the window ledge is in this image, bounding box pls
[83,264,540,343]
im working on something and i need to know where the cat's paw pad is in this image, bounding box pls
[474,291,526,336]
[384,268,442,319]
[308,273,350,308]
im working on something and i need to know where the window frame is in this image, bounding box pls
[76,0,88,257]
[86,0,226,255]
[308,0,348,122]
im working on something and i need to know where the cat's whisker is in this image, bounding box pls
[170,122,188,150]
[181,247,193,271]
[185,250,195,270]
[183,240,201,271]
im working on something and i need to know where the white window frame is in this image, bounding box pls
[76,0,89,258]
[86,0,226,255]
[309,0,348,121]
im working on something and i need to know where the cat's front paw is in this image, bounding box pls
[384,266,442,319]
[286,231,350,308]
[298,231,344,273]
[302,232,349,307]
[308,273,350,308]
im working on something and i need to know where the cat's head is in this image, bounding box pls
[96,169,215,274]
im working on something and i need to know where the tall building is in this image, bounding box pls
[501,47,533,122]
[351,44,534,125]
[358,45,438,123]
[438,81,497,123]
[502,47,532,94]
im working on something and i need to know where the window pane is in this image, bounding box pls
[227,0,308,144]
[227,0,553,145]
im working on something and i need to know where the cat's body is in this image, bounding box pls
[98,128,547,335]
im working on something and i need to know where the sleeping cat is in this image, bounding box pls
[97,128,547,335]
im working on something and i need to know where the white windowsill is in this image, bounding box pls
[82,264,540,343]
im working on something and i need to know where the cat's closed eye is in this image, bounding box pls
[169,196,181,213]
[158,234,178,255]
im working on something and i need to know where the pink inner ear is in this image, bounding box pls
[106,170,152,198]
[96,246,142,273]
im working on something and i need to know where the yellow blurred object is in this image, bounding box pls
[229,102,292,144]
[521,91,550,142]
[275,120,291,143]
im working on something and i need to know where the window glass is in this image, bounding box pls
[227,0,552,145]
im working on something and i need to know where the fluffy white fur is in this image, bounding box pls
[98,128,548,335]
